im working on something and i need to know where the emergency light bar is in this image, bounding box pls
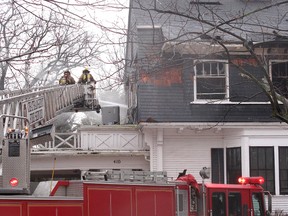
[238,176,265,185]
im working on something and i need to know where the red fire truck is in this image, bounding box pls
[0,170,272,216]
[0,115,272,216]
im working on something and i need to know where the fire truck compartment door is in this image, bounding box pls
[85,185,175,216]
[86,187,133,216]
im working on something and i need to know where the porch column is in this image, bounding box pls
[143,129,154,171]
[241,136,250,176]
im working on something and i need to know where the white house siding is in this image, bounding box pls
[271,196,288,215]
[145,127,224,182]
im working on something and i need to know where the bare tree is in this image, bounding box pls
[0,0,128,90]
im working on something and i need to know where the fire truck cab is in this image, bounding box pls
[202,182,269,216]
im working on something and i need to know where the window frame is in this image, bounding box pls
[193,60,229,102]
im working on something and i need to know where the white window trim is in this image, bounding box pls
[193,60,229,102]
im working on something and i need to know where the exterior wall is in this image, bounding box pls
[136,57,277,123]
[143,127,224,181]
[163,128,223,182]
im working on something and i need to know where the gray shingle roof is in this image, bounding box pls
[130,0,288,43]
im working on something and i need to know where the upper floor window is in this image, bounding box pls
[194,61,228,101]
[271,60,288,98]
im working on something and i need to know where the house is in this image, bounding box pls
[124,0,288,212]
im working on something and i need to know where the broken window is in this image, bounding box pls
[194,61,228,100]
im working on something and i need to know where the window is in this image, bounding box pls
[279,147,288,195]
[228,192,241,216]
[211,148,224,183]
[271,61,288,98]
[194,61,228,100]
[176,189,188,215]
[250,147,275,194]
[252,192,265,216]
[212,192,226,216]
[226,147,241,184]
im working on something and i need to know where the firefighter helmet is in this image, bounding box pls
[83,68,90,73]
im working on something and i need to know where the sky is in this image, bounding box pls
[65,0,130,89]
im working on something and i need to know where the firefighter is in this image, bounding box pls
[59,70,76,85]
[78,68,96,84]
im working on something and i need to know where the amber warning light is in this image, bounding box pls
[9,178,19,187]
[238,176,264,185]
